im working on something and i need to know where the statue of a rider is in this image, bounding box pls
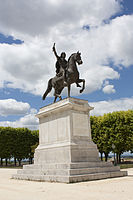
[52,43,81,87]
[52,43,67,84]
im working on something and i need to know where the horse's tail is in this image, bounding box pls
[42,78,53,100]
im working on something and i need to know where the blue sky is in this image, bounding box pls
[0,0,133,129]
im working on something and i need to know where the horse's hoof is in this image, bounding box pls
[80,89,83,93]
[42,96,45,100]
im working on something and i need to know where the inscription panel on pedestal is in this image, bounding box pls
[40,118,49,144]
[72,112,89,136]
[39,113,70,145]
[57,114,69,141]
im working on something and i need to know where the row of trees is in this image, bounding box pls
[0,127,39,166]
[90,110,133,163]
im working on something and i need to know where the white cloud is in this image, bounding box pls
[0,1,132,98]
[0,0,122,38]
[102,85,116,94]
[0,41,52,95]
[0,99,39,129]
[90,97,133,116]
[0,99,30,116]
[0,113,39,130]
[106,15,133,67]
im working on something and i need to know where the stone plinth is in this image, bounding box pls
[12,98,127,183]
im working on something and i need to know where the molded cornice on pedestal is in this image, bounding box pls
[36,98,94,118]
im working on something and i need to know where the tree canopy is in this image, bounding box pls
[90,110,133,162]
[0,127,39,166]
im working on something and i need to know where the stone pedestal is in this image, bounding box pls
[12,98,127,183]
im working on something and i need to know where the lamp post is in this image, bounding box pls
[112,144,116,166]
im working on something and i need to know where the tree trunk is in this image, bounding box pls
[0,158,3,166]
[18,159,21,166]
[116,153,118,163]
[118,153,121,163]
[14,157,17,166]
[104,153,108,162]
[29,157,33,164]
[29,157,31,164]
[5,158,8,166]
[100,152,103,161]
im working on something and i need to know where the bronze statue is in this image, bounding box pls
[42,43,85,102]
[53,43,67,84]
[53,44,67,77]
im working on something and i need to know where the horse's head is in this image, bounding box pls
[74,51,83,65]
[68,51,83,68]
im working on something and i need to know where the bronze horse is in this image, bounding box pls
[42,52,85,102]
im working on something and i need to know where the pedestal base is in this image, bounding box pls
[12,98,127,183]
[12,162,127,183]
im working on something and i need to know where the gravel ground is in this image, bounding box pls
[0,168,132,200]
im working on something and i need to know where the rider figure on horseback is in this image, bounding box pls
[52,43,67,83]
[52,43,81,87]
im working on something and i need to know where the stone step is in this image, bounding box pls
[12,170,127,183]
[23,164,41,170]
[23,161,113,170]
[69,171,127,183]
[70,166,120,175]
[18,166,120,176]
[17,169,42,175]
[70,162,113,169]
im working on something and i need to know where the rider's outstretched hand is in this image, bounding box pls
[52,43,55,51]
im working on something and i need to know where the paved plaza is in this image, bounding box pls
[0,168,132,200]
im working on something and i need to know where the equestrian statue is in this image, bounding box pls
[42,43,85,103]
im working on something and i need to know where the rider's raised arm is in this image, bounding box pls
[52,43,59,58]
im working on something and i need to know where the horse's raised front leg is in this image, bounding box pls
[77,79,85,93]
[80,79,85,93]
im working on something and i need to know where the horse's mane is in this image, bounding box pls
[68,53,75,63]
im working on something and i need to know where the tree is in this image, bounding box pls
[28,130,39,164]
[12,128,36,166]
[91,116,104,161]
[109,111,133,163]
[0,127,15,165]
[0,127,39,166]
[91,110,133,163]
[125,110,133,153]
